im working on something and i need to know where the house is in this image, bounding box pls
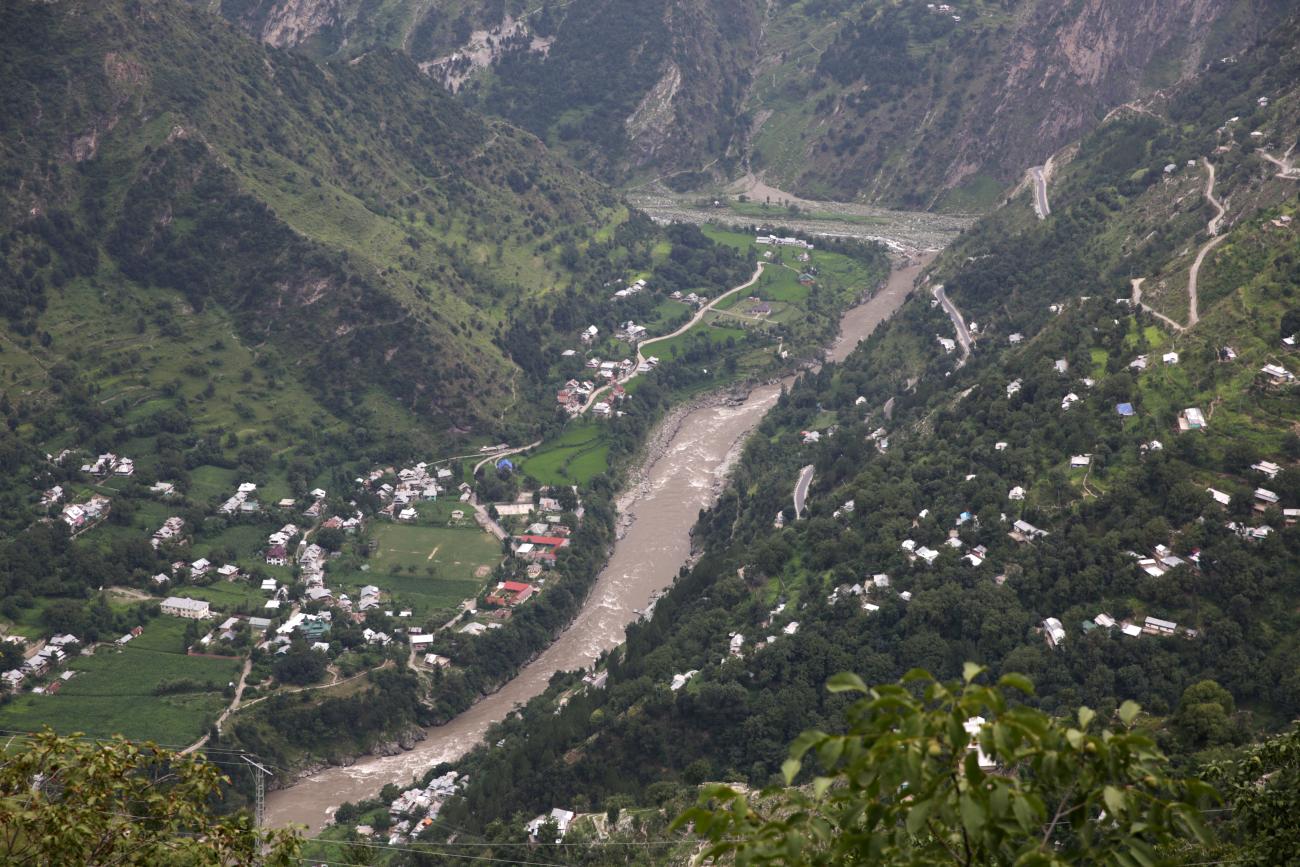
[995,441,1009,451]
[152,573,170,586]
[1254,488,1280,508]
[150,481,176,497]
[1070,454,1091,469]
[580,325,599,344]
[1252,460,1282,479]
[915,546,940,565]
[1116,402,1135,417]
[1129,355,1148,371]
[526,809,577,842]
[1011,520,1048,541]
[1261,363,1295,383]
[161,597,211,619]
[1163,352,1180,365]
[801,430,821,444]
[1061,393,1080,410]
[265,545,288,566]
[1054,359,1068,375]
[216,564,240,579]
[1094,613,1117,629]
[937,335,956,354]
[1009,486,1026,501]
[1179,408,1207,431]
[190,558,211,577]
[424,653,451,668]
[1206,488,1232,507]
[1042,617,1066,648]
[485,581,536,607]
[459,622,487,637]
[1143,616,1177,636]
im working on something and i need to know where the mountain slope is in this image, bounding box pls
[1,0,627,442]
[367,14,1300,844]
[210,0,1288,208]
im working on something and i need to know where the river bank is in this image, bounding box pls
[264,251,933,832]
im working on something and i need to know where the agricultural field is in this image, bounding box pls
[0,617,242,744]
[519,422,611,486]
[332,522,501,617]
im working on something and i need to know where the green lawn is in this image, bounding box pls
[329,522,502,617]
[182,580,268,614]
[0,618,241,744]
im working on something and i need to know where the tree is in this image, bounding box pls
[1174,680,1237,748]
[0,730,298,865]
[678,666,1212,865]
[1198,724,1300,866]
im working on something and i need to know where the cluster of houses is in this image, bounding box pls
[371,770,471,845]
[60,494,110,531]
[218,482,261,516]
[754,234,814,250]
[511,526,570,564]
[80,453,134,477]
[1044,611,1194,648]
[616,320,647,343]
[611,278,648,301]
[151,516,185,549]
[669,290,706,306]
[2,634,80,694]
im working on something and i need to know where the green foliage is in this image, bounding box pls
[0,730,299,864]
[678,668,1213,866]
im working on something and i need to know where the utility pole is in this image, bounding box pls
[242,756,272,829]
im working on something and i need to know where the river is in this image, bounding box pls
[265,252,935,832]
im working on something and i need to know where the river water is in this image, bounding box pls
[265,253,934,831]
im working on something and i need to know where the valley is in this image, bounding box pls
[4,0,1300,864]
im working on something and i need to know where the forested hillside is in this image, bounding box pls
[324,14,1300,859]
[212,0,1287,208]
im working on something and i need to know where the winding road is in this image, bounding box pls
[579,261,769,414]
[1029,164,1051,220]
[931,284,973,366]
[793,465,815,519]
[1187,159,1227,328]
[1258,147,1300,179]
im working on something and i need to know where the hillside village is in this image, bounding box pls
[1,439,587,730]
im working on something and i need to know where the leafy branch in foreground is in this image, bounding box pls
[0,729,300,866]
[677,664,1214,865]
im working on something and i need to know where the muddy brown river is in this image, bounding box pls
[266,253,934,831]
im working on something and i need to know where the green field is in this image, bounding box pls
[331,522,502,616]
[0,618,241,744]
[520,422,611,485]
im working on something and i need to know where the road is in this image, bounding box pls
[793,464,815,519]
[1130,277,1186,333]
[1258,148,1300,179]
[181,656,252,755]
[1030,165,1050,219]
[579,262,768,414]
[1187,159,1227,328]
[471,439,542,476]
[931,284,973,366]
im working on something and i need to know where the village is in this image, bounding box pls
[2,438,589,728]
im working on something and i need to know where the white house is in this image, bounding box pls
[1042,617,1066,648]
[161,597,211,619]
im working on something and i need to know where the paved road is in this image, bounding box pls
[931,284,973,366]
[1030,166,1050,219]
[579,262,768,414]
[793,464,815,519]
[471,439,542,476]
